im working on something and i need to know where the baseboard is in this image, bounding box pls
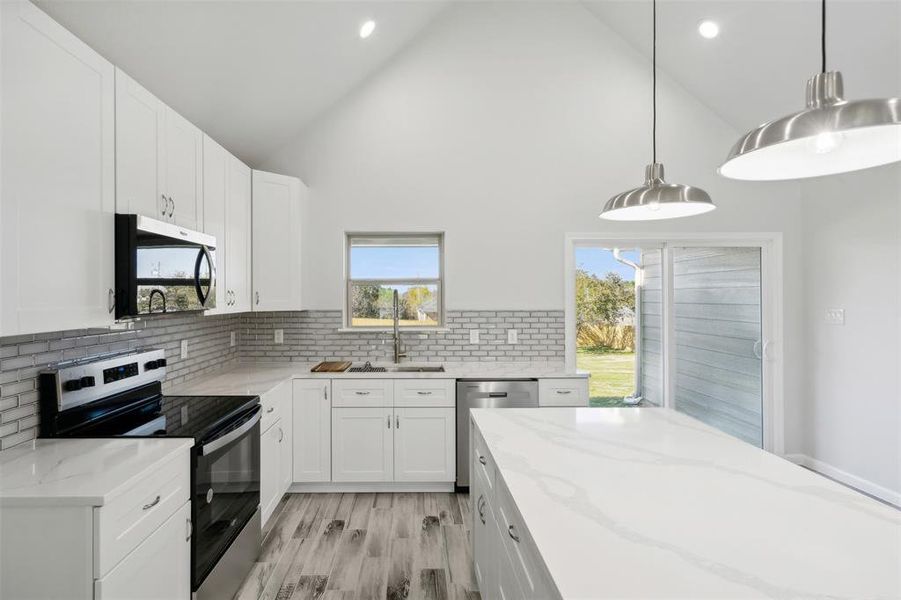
[785,453,900,508]
[289,481,455,493]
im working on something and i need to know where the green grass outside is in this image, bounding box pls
[577,348,636,407]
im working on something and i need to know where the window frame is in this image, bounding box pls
[344,232,446,330]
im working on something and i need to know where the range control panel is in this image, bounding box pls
[43,349,167,412]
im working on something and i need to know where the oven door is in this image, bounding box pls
[115,214,217,318]
[193,405,261,590]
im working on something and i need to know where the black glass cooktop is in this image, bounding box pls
[160,394,259,440]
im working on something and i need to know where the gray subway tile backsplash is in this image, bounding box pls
[0,308,564,452]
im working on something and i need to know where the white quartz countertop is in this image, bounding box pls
[0,438,194,507]
[471,407,901,600]
[167,361,586,397]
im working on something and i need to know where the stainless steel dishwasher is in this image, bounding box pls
[456,379,538,488]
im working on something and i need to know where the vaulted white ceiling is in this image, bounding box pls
[36,0,899,165]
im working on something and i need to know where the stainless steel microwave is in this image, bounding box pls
[115,214,216,318]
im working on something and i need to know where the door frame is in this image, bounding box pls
[563,232,784,455]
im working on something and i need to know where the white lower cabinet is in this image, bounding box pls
[260,416,287,526]
[394,407,455,482]
[332,407,394,482]
[94,500,191,600]
[293,380,332,482]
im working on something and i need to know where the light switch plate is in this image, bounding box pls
[507,329,518,344]
[180,340,189,359]
[825,308,845,325]
[230,332,236,347]
[274,329,284,344]
[469,330,480,344]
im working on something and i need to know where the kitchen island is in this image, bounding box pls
[470,407,901,599]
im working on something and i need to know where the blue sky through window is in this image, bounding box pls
[575,247,639,281]
[351,246,440,279]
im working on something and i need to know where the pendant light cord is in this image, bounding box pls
[821,0,826,73]
[652,0,657,164]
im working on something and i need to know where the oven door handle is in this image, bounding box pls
[198,406,261,456]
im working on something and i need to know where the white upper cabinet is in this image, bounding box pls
[163,109,203,230]
[202,135,228,314]
[1,0,116,335]
[115,68,166,221]
[252,170,304,311]
[115,68,203,230]
[227,156,252,312]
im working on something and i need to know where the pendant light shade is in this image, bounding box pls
[600,0,715,221]
[601,163,716,221]
[720,1,901,180]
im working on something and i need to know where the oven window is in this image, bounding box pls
[193,422,260,587]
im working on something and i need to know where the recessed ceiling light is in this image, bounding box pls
[698,20,719,39]
[359,20,376,39]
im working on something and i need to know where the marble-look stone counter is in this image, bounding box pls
[0,438,194,507]
[167,361,586,398]
[471,407,901,599]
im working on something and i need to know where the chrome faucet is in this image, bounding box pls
[393,289,407,364]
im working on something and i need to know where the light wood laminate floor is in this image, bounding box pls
[235,493,480,600]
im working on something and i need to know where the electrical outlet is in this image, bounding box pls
[181,406,189,425]
[180,340,189,359]
[230,332,236,347]
[469,330,480,344]
[825,308,845,325]
[274,329,284,344]
[507,329,518,344]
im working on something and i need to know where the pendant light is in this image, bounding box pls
[600,0,715,221]
[720,0,901,180]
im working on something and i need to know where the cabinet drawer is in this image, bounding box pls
[394,379,455,407]
[495,477,557,599]
[538,378,589,407]
[94,451,191,577]
[332,379,394,407]
[471,424,495,493]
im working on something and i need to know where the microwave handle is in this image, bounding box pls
[194,245,216,308]
[198,406,261,456]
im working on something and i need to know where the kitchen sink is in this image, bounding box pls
[392,365,446,373]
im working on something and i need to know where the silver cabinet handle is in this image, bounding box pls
[168,196,174,218]
[108,288,115,313]
[143,495,161,511]
[477,495,486,524]
[355,391,370,396]
[387,415,391,429]
[508,525,520,543]
[478,456,487,465]
[323,385,328,400]
[160,194,167,215]
[230,290,235,305]
[186,517,193,542]
[266,406,274,413]
[255,291,260,305]
[417,391,433,395]
[556,390,572,395]
[395,415,400,428]
[278,427,284,443]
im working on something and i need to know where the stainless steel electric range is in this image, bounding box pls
[39,348,261,600]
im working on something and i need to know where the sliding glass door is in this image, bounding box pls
[671,247,763,447]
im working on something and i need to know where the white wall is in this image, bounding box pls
[261,3,806,448]
[799,164,901,499]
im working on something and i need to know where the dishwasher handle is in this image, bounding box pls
[488,392,508,398]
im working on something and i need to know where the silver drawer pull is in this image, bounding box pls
[143,495,161,511]
[477,495,486,524]
[416,391,433,395]
[266,406,275,413]
[478,456,487,465]
[355,391,371,395]
[508,525,520,543]
[556,390,573,394]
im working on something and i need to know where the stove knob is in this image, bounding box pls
[80,376,96,388]
[144,360,159,370]
[157,358,167,367]
[63,379,83,392]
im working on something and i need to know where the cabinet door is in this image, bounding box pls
[472,476,497,597]
[394,407,455,482]
[94,500,191,600]
[260,421,282,527]
[332,407,393,482]
[227,156,252,312]
[1,1,115,335]
[202,135,228,314]
[115,68,166,220]
[279,390,293,495]
[251,170,303,311]
[293,380,331,483]
[163,108,203,230]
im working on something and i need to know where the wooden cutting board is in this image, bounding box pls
[311,361,352,373]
